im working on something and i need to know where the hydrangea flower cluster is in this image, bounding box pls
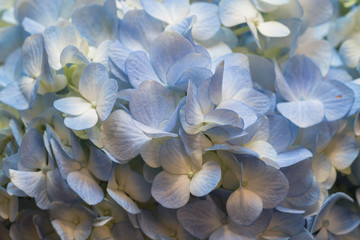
[1,0,360,239]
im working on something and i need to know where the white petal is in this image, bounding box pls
[64,108,98,130]
[219,0,258,27]
[54,97,91,116]
[257,21,290,37]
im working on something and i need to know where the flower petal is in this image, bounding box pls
[257,21,290,37]
[226,187,263,226]
[101,110,150,162]
[151,172,190,208]
[67,169,104,205]
[190,161,221,197]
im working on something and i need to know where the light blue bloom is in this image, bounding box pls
[50,132,113,205]
[141,0,220,41]
[151,138,221,208]
[276,55,354,128]
[50,202,95,240]
[54,62,118,130]
[9,128,76,209]
[107,164,151,214]
[101,80,184,167]
[72,0,118,46]
[225,155,289,226]
[0,34,53,110]
[15,0,64,34]
[311,193,360,239]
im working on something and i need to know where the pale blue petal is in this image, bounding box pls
[124,169,152,202]
[0,82,29,110]
[226,188,263,226]
[179,127,212,154]
[222,66,252,99]
[160,138,191,175]
[140,0,172,23]
[243,157,289,208]
[248,54,275,91]
[326,135,359,170]
[296,39,331,76]
[277,100,324,128]
[107,189,140,214]
[96,78,118,121]
[140,139,162,168]
[50,138,81,178]
[78,63,110,103]
[173,67,213,92]
[18,76,40,109]
[346,81,360,116]
[190,161,221,197]
[120,10,164,52]
[15,0,61,28]
[209,62,224,105]
[177,198,225,239]
[232,88,271,114]
[281,159,313,197]
[165,16,195,38]
[72,0,117,46]
[64,108,98,130]
[101,110,150,162]
[216,99,257,129]
[300,0,333,27]
[150,32,195,83]
[219,0,257,27]
[22,17,45,34]
[67,168,104,205]
[311,193,353,233]
[54,97,92,116]
[60,45,89,67]
[286,177,320,209]
[0,26,24,64]
[203,109,244,129]
[167,53,211,88]
[274,61,296,102]
[46,169,77,203]
[34,174,51,209]
[276,147,312,168]
[44,24,83,70]
[134,120,177,138]
[125,51,161,88]
[311,80,354,122]
[162,0,190,22]
[19,128,46,169]
[162,96,185,133]
[190,3,220,41]
[22,34,44,78]
[88,146,113,181]
[185,81,205,126]
[129,80,177,129]
[151,172,190,208]
[267,114,297,152]
[283,55,323,99]
[9,170,43,197]
[327,205,360,235]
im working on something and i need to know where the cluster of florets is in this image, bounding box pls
[1,0,360,239]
